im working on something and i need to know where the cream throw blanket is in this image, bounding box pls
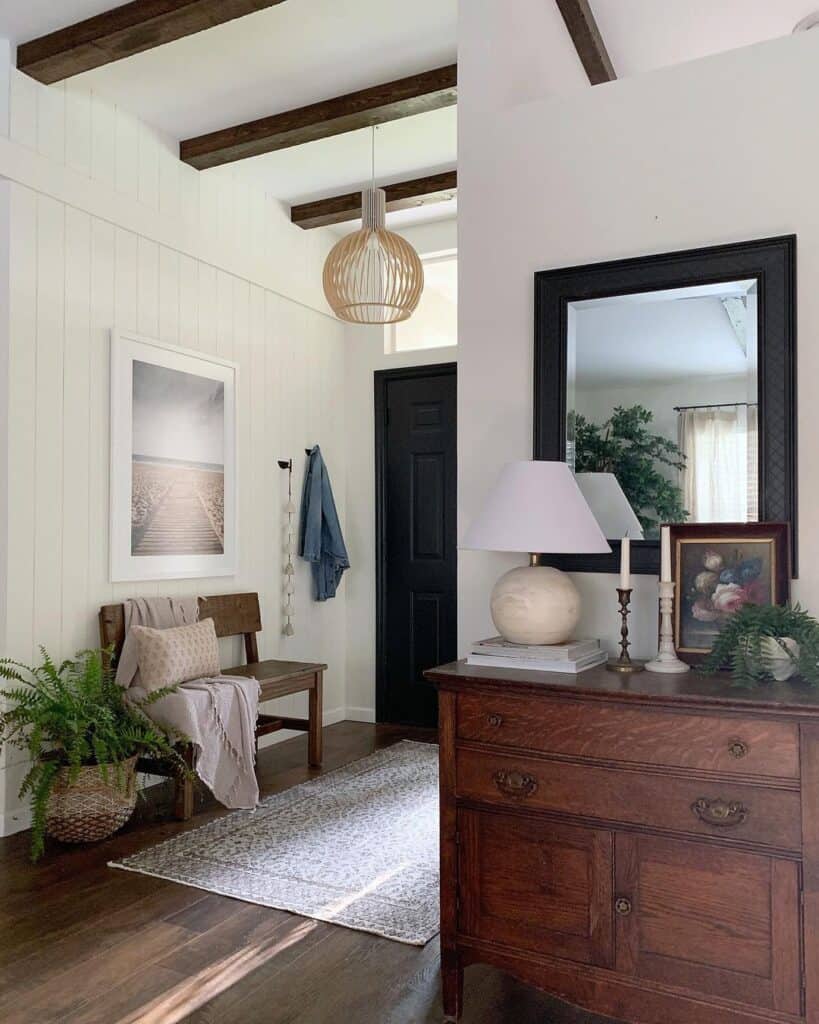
[115,597,260,810]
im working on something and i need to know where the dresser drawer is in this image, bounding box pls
[456,747,802,851]
[457,693,799,779]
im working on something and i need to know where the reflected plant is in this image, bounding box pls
[571,404,688,537]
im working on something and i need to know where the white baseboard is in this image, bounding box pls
[345,706,376,723]
[256,705,347,751]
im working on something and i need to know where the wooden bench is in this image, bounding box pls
[99,592,327,820]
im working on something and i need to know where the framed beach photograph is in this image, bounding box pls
[671,522,790,664]
[110,330,238,581]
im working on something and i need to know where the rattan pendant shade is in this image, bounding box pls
[323,187,424,324]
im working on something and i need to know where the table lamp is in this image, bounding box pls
[461,461,610,645]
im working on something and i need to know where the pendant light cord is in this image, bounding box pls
[371,125,376,190]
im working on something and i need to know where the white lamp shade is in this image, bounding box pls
[461,461,611,555]
[575,473,645,540]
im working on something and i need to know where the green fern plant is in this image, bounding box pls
[700,604,819,688]
[0,647,189,861]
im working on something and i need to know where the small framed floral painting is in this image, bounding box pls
[670,522,790,664]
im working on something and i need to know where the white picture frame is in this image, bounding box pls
[110,329,238,581]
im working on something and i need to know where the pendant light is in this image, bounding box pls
[323,128,424,324]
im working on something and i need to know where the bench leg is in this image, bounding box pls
[308,672,323,767]
[174,747,195,821]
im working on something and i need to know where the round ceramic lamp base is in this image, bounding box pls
[490,565,581,646]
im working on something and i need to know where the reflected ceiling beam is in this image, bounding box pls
[17,1,288,85]
[555,0,616,85]
[291,170,457,230]
[180,64,458,171]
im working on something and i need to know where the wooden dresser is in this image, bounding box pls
[424,660,819,1024]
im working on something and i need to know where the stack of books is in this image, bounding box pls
[466,636,607,674]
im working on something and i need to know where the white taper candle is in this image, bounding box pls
[619,535,631,590]
[660,525,672,583]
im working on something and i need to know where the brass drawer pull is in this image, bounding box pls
[487,713,503,728]
[493,769,537,799]
[615,897,632,916]
[728,740,749,759]
[692,796,748,828]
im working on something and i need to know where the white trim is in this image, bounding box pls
[256,705,348,751]
[344,706,376,723]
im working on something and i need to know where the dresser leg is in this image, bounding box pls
[441,954,463,1021]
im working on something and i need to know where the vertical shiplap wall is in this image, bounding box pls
[0,71,349,831]
[3,70,337,315]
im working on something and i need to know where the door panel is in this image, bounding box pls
[459,808,614,967]
[377,366,456,726]
[615,833,801,1014]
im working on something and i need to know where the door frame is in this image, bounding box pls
[374,361,457,723]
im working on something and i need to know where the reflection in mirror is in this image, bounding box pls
[566,280,758,540]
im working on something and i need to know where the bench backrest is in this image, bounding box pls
[99,592,262,665]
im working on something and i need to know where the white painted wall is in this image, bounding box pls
[344,218,457,719]
[0,68,351,834]
[458,9,819,663]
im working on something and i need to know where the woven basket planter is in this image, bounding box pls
[46,755,138,844]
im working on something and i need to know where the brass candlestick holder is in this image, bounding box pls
[607,588,645,673]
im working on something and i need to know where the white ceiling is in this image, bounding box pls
[592,0,818,78]
[571,280,755,310]
[0,0,115,44]
[573,291,751,387]
[0,0,816,229]
[68,0,458,141]
[228,106,457,208]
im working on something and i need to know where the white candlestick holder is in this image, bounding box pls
[646,580,690,674]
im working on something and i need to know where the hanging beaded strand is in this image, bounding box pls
[279,459,296,637]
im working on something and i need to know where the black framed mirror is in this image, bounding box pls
[534,236,796,575]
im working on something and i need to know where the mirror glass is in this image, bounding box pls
[566,280,759,540]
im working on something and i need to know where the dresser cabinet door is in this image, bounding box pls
[615,834,802,1014]
[458,809,613,966]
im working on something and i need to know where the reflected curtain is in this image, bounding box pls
[678,405,758,522]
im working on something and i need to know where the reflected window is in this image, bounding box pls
[677,402,758,522]
[567,280,758,539]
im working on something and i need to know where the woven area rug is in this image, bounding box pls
[110,740,439,945]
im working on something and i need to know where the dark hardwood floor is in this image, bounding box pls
[0,722,614,1024]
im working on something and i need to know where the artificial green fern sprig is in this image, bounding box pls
[700,603,819,687]
[0,647,190,861]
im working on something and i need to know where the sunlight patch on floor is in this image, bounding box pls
[119,917,318,1024]
[317,862,410,921]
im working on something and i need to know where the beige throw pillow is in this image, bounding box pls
[132,617,221,692]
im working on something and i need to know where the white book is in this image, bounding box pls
[470,636,601,661]
[466,650,609,674]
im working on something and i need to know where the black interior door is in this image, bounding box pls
[376,364,457,727]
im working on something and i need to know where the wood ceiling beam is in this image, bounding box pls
[555,0,616,85]
[291,170,457,230]
[17,0,288,85]
[180,64,458,171]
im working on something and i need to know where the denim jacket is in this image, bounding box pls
[298,446,350,600]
